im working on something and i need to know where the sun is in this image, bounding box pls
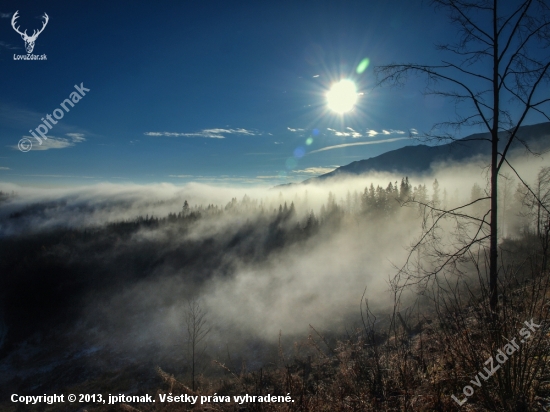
[326,79,358,114]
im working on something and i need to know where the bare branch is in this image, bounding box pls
[497,0,533,62]
[441,60,493,81]
[376,64,492,130]
[497,61,550,171]
[504,158,550,215]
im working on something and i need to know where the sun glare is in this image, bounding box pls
[326,79,358,114]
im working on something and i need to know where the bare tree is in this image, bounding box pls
[376,0,550,311]
[184,298,211,391]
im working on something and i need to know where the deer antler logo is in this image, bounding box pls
[11,10,49,54]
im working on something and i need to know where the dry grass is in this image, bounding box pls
[85,271,549,412]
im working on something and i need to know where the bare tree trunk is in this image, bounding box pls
[538,179,542,238]
[184,298,210,392]
[490,135,499,312]
[191,339,196,391]
[489,0,499,313]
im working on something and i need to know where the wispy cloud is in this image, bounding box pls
[293,167,337,175]
[10,133,86,151]
[366,129,406,137]
[327,127,362,138]
[308,137,410,154]
[7,174,96,178]
[195,176,266,184]
[166,174,280,184]
[410,128,419,135]
[0,103,95,140]
[0,166,10,170]
[24,138,74,151]
[287,127,305,133]
[256,175,284,179]
[66,133,86,142]
[330,128,407,138]
[144,128,258,139]
[0,41,18,50]
[0,13,12,18]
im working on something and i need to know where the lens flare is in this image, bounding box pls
[326,79,357,114]
[306,137,313,145]
[294,147,305,158]
[356,58,370,74]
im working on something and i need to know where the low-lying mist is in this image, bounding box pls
[0,154,547,372]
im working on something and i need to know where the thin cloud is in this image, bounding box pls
[410,128,419,135]
[207,128,256,136]
[8,174,96,178]
[367,129,406,137]
[0,104,96,141]
[164,174,255,182]
[327,128,362,138]
[144,128,257,139]
[195,176,265,184]
[0,41,18,50]
[24,138,74,151]
[287,127,305,133]
[308,137,410,154]
[0,13,11,18]
[66,133,86,142]
[0,167,10,170]
[10,133,86,151]
[293,167,337,175]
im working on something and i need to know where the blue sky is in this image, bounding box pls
[0,0,490,186]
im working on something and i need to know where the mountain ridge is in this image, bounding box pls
[296,122,550,185]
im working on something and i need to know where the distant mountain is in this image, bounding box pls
[300,122,550,184]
